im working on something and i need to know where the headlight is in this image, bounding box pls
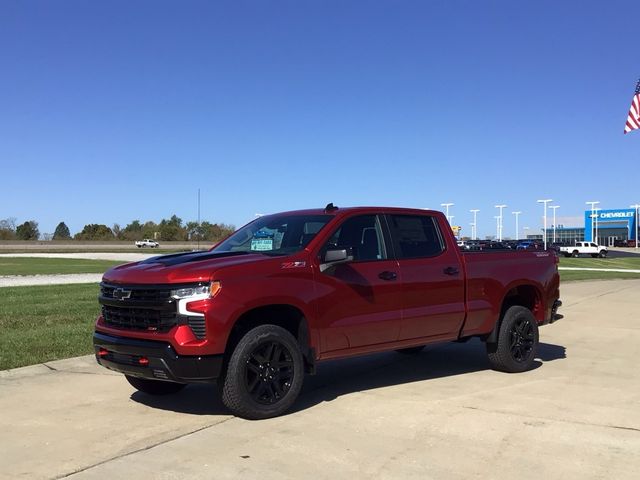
[171,282,221,318]
[171,284,211,299]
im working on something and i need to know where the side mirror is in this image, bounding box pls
[320,248,354,272]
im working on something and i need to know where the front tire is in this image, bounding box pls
[125,375,186,395]
[486,306,539,373]
[599,250,607,258]
[221,325,304,420]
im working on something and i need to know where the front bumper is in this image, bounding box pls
[93,332,223,383]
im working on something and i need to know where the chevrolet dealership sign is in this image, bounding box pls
[598,211,634,219]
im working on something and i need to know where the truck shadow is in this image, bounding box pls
[130,339,566,416]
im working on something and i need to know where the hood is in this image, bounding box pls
[102,250,272,285]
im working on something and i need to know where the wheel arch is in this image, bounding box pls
[486,283,544,345]
[224,304,316,374]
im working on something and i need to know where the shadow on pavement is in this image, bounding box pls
[130,338,566,416]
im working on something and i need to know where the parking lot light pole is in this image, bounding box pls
[549,205,559,243]
[494,215,500,240]
[594,208,601,245]
[586,201,600,242]
[537,199,553,250]
[470,209,479,240]
[441,203,454,224]
[494,205,507,242]
[512,211,521,240]
[631,204,640,249]
[469,222,476,241]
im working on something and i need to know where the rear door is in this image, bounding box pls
[386,213,466,341]
[314,214,402,352]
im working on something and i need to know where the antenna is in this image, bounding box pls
[325,203,338,212]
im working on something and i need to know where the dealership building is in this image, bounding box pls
[585,208,638,245]
[526,208,638,246]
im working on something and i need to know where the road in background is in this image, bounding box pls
[1,280,638,479]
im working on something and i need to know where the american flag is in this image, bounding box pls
[624,79,640,134]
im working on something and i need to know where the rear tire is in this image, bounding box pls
[486,306,539,373]
[572,250,579,258]
[125,375,186,395]
[395,346,425,354]
[221,325,304,420]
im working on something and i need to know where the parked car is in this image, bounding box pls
[95,205,561,419]
[559,242,607,258]
[517,240,544,251]
[135,239,160,248]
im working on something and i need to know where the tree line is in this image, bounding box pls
[0,216,235,242]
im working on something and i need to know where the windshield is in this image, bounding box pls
[212,214,332,256]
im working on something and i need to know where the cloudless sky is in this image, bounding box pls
[1,0,639,238]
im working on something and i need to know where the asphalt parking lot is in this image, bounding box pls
[1,279,639,479]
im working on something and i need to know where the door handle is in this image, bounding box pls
[443,266,459,276]
[378,271,398,281]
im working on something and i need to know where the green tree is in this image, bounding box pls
[53,222,71,240]
[0,217,17,240]
[141,221,158,240]
[183,220,234,244]
[122,220,143,241]
[16,220,39,240]
[74,224,115,240]
[159,214,186,241]
[112,223,123,240]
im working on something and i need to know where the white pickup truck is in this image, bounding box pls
[559,242,607,258]
[135,239,160,248]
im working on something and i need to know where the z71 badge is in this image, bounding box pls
[280,261,306,269]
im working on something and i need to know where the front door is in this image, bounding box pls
[313,214,402,353]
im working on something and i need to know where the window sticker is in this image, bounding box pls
[251,238,273,251]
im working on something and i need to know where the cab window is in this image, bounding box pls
[323,215,387,261]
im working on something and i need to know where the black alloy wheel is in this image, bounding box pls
[221,324,304,420]
[244,340,295,405]
[509,316,535,364]
[486,305,539,373]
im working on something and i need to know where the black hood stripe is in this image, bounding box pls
[140,251,252,267]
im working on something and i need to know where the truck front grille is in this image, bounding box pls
[99,283,206,339]
[101,305,177,333]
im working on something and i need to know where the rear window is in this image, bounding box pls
[388,215,444,259]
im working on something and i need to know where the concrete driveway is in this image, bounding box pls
[1,280,639,479]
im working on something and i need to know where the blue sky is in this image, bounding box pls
[1,1,639,238]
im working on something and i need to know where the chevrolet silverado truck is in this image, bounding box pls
[94,205,562,419]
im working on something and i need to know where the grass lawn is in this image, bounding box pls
[559,255,640,281]
[0,257,124,276]
[560,270,640,282]
[559,256,640,270]
[0,283,100,370]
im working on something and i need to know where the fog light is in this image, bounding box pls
[98,348,109,357]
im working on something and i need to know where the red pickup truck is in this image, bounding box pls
[94,205,561,419]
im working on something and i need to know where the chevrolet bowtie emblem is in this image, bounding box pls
[113,288,132,300]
